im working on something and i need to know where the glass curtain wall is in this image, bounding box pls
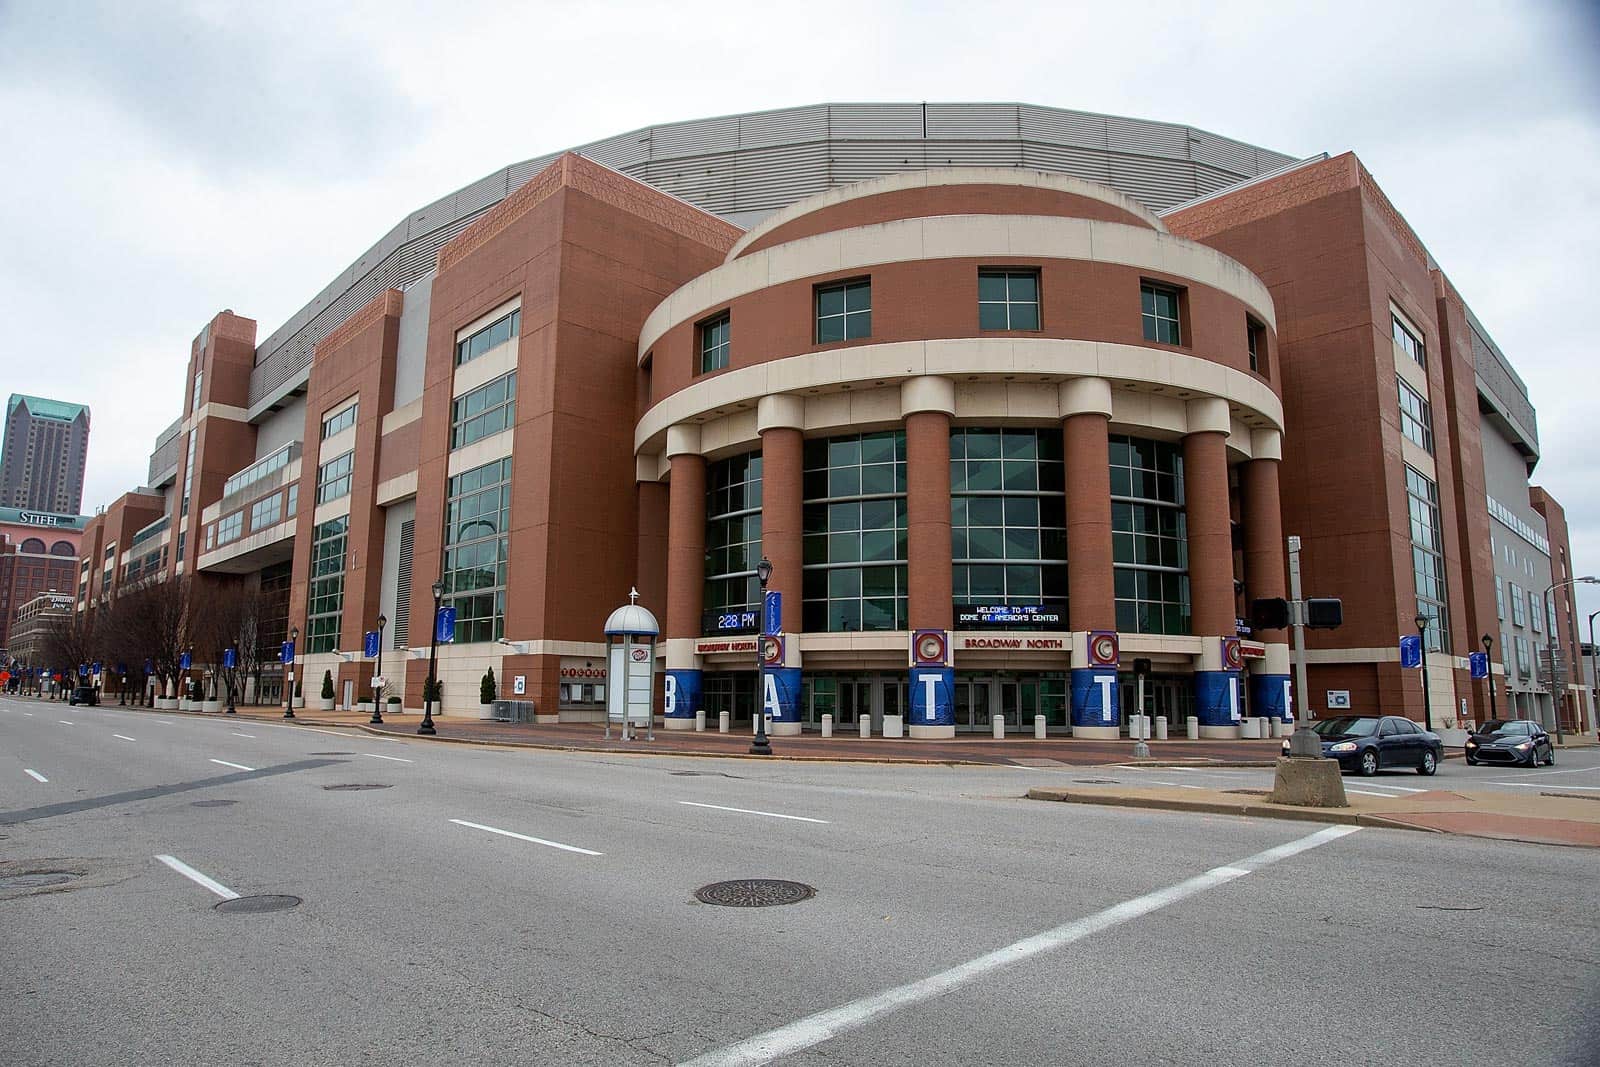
[950,428,1067,624]
[442,458,510,643]
[307,517,348,653]
[703,453,763,633]
[1110,435,1191,634]
[802,432,907,631]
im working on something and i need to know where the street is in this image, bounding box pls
[2,693,1595,1066]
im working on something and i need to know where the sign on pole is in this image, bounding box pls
[1468,651,1488,679]
[1399,634,1422,669]
[280,641,295,665]
[179,652,192,671]
[435,606,457,643]
[223,648,237,670]
[364,631,380,658]
[763,590,782,635]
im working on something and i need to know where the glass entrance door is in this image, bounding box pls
[838,679,871,728]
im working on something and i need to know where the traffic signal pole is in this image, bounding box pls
[1286,535,1320,758]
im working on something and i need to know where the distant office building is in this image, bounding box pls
[1,394,91,514]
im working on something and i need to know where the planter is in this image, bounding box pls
[318,697,335,711]
[293,697,306,709]
[201,699,223,713]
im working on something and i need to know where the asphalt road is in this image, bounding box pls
[1,694,1595,1066]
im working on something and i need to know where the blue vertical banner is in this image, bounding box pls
[1399,634,1422,669]
[909,667,956,727]
[763,590,782,635]
[1070,668,1120,728]
[223,648,237,670]
[663,669,703,723]
[364,631,380,658]
[1194,671,1242,727]
[179,652,192,671]
[1468,651,1489,679]
[280,641,295,665]
[1249,673,1293,722]
[762,666,802,725]
[435,607,457,643]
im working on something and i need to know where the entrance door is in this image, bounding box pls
[342,679,355,710]
[837,679,871,728]
[956,679,995,731]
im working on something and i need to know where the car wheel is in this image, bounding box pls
[1466,757,1478,766]
[1525,750,1540,768]
[1418,750,1437,776]
[1545,746,1556,767]
[1359,750,1378,777]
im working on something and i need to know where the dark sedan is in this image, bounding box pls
[67,685,98,706]
[1465,719,1555,767]
[1280,715,1442,776]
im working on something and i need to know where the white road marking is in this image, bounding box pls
[1489,765,1600,776]
[231,732,256,739]
[157,720,173,725]
[364,753,412,763]
[678,825,1361,1067]
[114,734,137,742]
[1487,782,1600,791]
[23,769,48,783]
[678,800,831,824]
[155,855,240,900]
[449,819,602,856]
[1347,788,1403,798]
[209,759,255,772]
[262,723,350,738]
[22,712,34,716]
[1372,784,1426,792]
[58,720,74,726]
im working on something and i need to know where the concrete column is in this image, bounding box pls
[1183,399,1236,639]
[757,396,805,632]
[1242,430,1290,724]
[664,425,705,730]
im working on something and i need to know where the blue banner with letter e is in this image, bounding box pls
[1399,634,1422,669]
[1468,651,1488,679]
[436,606,457,643]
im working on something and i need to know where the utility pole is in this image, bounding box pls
[1286,536,1318,757]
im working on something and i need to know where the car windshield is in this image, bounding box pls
[1478,721,1520,735]
[1312,717,1377,737]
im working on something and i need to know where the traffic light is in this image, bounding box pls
[1250,597,1291,630]
[1305,598,1344,629]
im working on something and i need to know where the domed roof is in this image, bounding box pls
[604,590,660,636]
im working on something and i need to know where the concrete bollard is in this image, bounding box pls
[695,709,705,732]
[883,714,904,739]
[821,713,833,738]
[859,716,871,739]
[718,711,730,733]
[1241,718,1261,739]
[992,715,1005,739]
[1155,715,1168,740]
[1186,715,1199,740]
[1034,714,1046,739]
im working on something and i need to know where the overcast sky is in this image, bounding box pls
[2,0,1597,623]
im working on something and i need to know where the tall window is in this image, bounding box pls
[803,432,907,632]
[978,270,1040,331]
[180,430,196,517]
[1397,378,1433,453]
[1110,435,1189,634]
[451,371,517,449]
[699,313,731,374]
[316,451,354,504]
[950,429,1067,624]
[1495,574,1505,620]
[703,454,762,633]
[1141,282,1182,345]
[1392,313,1425,368]
[1510,582,1525,627]
[1406,466,1450,651]
[321,403,357,439]
[1247,318,1267,375]
[455,308,521,367]
[442,458,510,643]
[1529,591,1541,634]
[307,517,348,654]
[191,370,204,415]
[815,279,871,342]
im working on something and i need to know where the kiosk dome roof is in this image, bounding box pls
[604,601,660,636]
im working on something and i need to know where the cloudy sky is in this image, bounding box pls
[2,1,1597,620]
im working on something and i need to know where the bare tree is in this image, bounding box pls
[111,575,190,699]
[42,610,97,691]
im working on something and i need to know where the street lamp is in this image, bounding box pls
[1481,634,1497,727]
[284,625,299,719]
[1415,613,1433,732]
[1541,575,1598,746]
[1588,610,1599,737]
[370,613,387,725]
[750,556,774,756]
[420,581,443,736]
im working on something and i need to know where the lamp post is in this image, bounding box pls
[184,645,194,709]
[119,673,127,706]
[284,625,299,719]
[1415,613,1433,733]
[370,613,387,725]
[1588,610,1599,736]
[1481,634,1497,727]
[1541,575,1598,746]
[750,556,773,756]
[420,581,443,736]
[224,651,236,715]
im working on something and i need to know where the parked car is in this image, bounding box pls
[1280,715,1442,776]
[1464,719,1554,767]
[67,686,98,707]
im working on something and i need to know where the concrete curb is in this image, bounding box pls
[1025,787,1437,833]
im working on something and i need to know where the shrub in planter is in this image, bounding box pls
[321,671,335,700]
[481,667,497,705]
[387,695,401,706]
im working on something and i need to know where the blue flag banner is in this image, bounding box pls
[364,631,380,658]
[280,641,295,665]
[223,648,237,670]
[1468,651,1489,679]
[1399,634,1422,670]
[179,652,192,671]
[763,590,782,635]
[436,606,457,643]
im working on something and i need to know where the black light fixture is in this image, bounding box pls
[1482,633,1497,725]
[1414,613,1432,732]
[284,625,299,719]
[371,613,387,725]
[750,556,774,756]
[421,581,444,736]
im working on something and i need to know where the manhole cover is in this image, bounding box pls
[1074,778,1120,785]
[215,894,301,914]
[694,879,815,908]
[191,800,237,808]
[322,784,392,791]
[0,872,76,891]
[308,751,355,756]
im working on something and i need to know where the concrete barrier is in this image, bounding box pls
[821,713,833,738]
[1241,718,1261,739]
[883,713,904,739]
[718,711,730,733]
[1034,714,1046,739]
[695,709,705,732]
[992,716,1005,739]
[859,717,871,738]
[1187,715,1200,740]
[1155,715,1168,740]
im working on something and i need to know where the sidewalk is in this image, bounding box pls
[1027,781,1600,849]
[81,698,1290,767]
